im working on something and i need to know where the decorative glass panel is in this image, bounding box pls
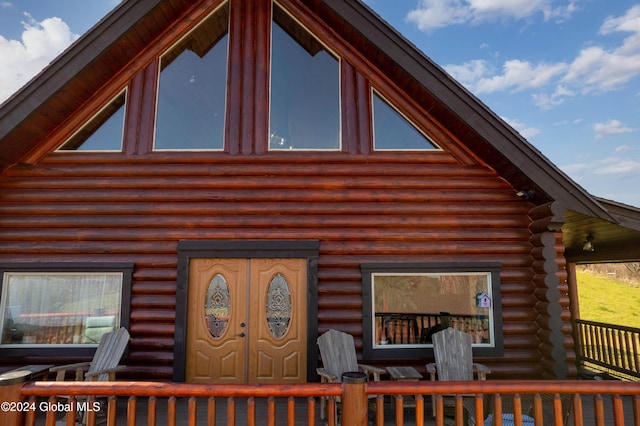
[205,274,230,339]
[265,273,292,339]
[373,92,438,150]
[155,4,229,150]
[58,92,125,151]
[269,6,340,150]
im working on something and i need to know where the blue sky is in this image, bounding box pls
[1,0,639,207]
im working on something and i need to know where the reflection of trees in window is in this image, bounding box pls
[375,273,488,316]
[155,3,229,150]
[1,273,122,345]
[270,6,340,150]
[372,273,492,346]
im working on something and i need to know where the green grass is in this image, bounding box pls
[577,271,640,329]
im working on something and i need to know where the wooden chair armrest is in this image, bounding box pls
[84,365,126,381]
[49,362,91,381]
[358,364,386,381]
[316,368,338,383]
[473,363,491,380]
[49,362,90,372]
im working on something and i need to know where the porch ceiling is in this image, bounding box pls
[563,199,640,263]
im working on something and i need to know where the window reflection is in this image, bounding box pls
[372,272,494,348]
[270,7,340,151]
[58,93,125,151]
[0,272,123,346]
[155,4,229,150]
[373,92,438,150]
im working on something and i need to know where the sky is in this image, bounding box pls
[0,0,639,207]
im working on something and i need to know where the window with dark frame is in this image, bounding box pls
[0,263,132,357]
[361,263,503,360]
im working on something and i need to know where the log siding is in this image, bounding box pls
[0,0,574,382]
[0,152,541,380]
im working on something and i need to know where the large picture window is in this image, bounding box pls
[154,3,229,151]
[0,263,132,357]
[362,263,503,359]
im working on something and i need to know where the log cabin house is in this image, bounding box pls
[1,0,640,385]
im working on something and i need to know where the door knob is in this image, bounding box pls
[238,332,245,337]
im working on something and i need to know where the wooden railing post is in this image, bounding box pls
[341,372,368,426]
[0,370,30,426]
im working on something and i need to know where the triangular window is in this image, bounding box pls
[154,3,229,150]
[58,92,125,151]
[372,92,439,151]
[269,6,340,150]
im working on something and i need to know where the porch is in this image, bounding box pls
[3,378,640,426]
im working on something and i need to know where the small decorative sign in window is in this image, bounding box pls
[476,292,491,308]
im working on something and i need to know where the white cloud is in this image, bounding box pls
[501,116,541,139]
[444,60,490,87]
[563,156,640,177]
[0,14,78,103]
[406,0,472,31]
[595,157,640,175]
[532,85,574,110]
[562,5,640,92]
[432,5,640,111]
[0,2,12,8]
[614,145,640,154]
[445,59,566,94]
[406,0,579,31]
[592,120,636,139]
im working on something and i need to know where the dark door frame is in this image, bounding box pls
[173,240,320,382]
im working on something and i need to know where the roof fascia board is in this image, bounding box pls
[322,0,614,222]
[595,198,640,231]
[0,0,163,140]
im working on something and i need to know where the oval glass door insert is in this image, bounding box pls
[205,274,230,339]
[266,273,292,339]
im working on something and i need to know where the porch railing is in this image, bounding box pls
[2,375,640,426]
[575,319,640,380]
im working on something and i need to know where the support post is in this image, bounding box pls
[341,372,368,426]
[0,370,31,426]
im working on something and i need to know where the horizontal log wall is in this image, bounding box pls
[0,152,542,379]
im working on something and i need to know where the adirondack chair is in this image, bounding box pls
[316,329,386,421]
[50,327,129,382]
[49,327,129,424]
[426,327,491,422]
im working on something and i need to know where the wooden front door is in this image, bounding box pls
[186,258,307,383]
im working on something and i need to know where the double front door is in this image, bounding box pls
[186,258,307,383]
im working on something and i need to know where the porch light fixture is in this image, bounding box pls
[516,190,535,199]
[582,234,595,252]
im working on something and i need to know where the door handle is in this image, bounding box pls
[238,332,245,337]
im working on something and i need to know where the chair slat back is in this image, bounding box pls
[317,329,359,382]
[432,327,473,381]
[86,327,129,381]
